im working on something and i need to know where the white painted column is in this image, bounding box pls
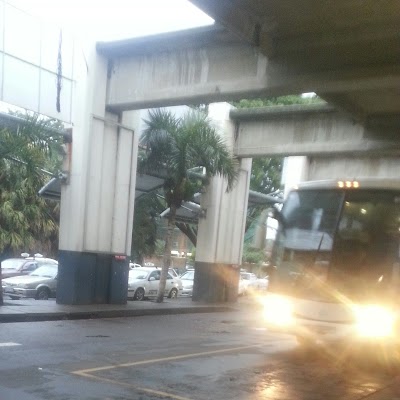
[57,40,140,304]
[281,156,309,198]
[194,103,252,302]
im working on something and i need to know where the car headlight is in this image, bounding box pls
[263,295,293,326]
[353,305,395,338]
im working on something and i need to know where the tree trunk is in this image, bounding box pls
[175,222,197,246]
[156,204,177,303]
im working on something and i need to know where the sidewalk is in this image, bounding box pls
[0,297,239,323]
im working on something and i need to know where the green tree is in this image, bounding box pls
[131,194,159,264]
[232,94,324,109]
[0,112,63,304]
[242,242,264,264]
[140,108,238,302]
[0,113,63,253]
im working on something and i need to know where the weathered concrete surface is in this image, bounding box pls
[231,105,400,158]
[188,1,400,133]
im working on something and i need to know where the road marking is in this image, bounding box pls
[72,343,264,400]
[74,372,192,400]
[72,343,263,375]
[0,342,21,347]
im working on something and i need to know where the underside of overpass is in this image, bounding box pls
[188,0,400,134]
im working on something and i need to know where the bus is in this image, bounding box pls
[264,179,400,347]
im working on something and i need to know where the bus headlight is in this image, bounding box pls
[354,305,395,338]
[263,296,293,326]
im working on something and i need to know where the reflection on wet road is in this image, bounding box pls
[0,299,399,400]
[75,346,397,400]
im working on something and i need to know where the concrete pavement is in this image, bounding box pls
[0,297,237,323]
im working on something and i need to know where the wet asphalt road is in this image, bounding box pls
[0,299,398,400]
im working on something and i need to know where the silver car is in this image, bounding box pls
[2,263,58,300]
[1,256,57,279]
[128,267,182,301]
[179,270,194,296]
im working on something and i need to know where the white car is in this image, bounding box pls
[238,272,259,295]
[128,267,182,301]
[129,262,142,269]
[179,270,194,296]
[2,263,58,300]
[1,255,57,279]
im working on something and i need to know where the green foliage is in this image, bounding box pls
[0,112,63,256]
[242,243,265,264]
[141,108,238,202]
[188,248,195,265]
[232,94,324,109]
[246,157,283,232]
[250,157,282,194]
[131,194,163,263]
[140,108,238,302]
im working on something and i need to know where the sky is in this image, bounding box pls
[6,0,214,41]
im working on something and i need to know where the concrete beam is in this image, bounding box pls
[231,105,400,158]
[104,37,400,112]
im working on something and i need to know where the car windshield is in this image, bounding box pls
[1,259,25,270]
[29,265,57,278]
[181,271,194,280]
[129,269,149,280]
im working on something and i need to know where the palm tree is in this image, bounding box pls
[0,112,63,305]
[140,108,238,302]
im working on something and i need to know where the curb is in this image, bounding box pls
[0,305,236,323]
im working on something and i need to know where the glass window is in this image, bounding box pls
[128,269,149,280]
[29,265,57,278]
[271,188,400,301]
[149,271,160,280]
[281,189,343,252]
[332,190,400,281]
[1,259,26,270]
[181,271,194,280]
[23,263,37,272]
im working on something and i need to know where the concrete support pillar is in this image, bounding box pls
[193,103,252,303]
[281,156,309,198]
[57,41,139,305]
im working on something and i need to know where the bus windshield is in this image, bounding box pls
[270,188,400,303]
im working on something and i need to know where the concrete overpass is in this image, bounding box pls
[230,103,400,193]
[1,1,399,305]
[188,0,400,134]
[92,2,399,304]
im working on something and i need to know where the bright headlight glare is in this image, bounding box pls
[263,296,293,326]
[354,305,395,338]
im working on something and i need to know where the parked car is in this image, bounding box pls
[179,269,194,296]
[238,272,259,295]
[129,262,142,269]
[144,265,180,278]
[2,263,58,300]
[127,267,182,301]
[238,272,269,295]
[1,255,58,279]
